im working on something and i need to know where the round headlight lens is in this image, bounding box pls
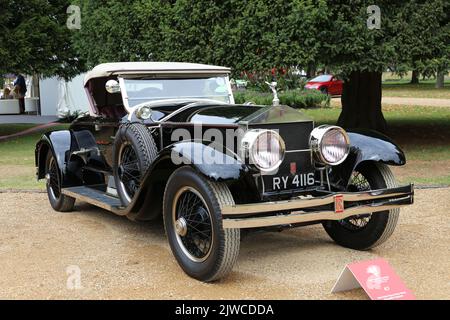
[136,105,152,120]
[310,125,350,166]
[243,130,285,173]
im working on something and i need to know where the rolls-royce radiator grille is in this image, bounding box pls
[249,121,316,196]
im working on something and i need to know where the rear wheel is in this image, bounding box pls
[323,162,400,250]
[163,167,240,282]
[45,152,75,212]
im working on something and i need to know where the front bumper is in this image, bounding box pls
[222,184,414,229]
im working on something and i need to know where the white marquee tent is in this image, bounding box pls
[39,73,89,116]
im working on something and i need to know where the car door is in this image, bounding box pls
[332,77,344,96]
[328,77,336,95]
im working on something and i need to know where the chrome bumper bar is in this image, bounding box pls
[222,184,414,229]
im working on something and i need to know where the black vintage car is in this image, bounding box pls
[35,62,414,282]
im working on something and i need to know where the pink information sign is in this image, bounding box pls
[332,258,416,300]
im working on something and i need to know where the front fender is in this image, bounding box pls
[126,140,252,221]
[162,140,250,181]
[330,129,406,188]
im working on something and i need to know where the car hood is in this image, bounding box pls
[153,102,313,126]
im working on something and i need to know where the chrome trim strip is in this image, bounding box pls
[222,201,411,229]
[285,149,311,153]
[221,184,413,215]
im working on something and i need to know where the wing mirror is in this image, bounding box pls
[105,80,121,94]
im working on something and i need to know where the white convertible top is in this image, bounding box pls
[84,62,231,85]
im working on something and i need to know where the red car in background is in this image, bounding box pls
[304,75,343,96]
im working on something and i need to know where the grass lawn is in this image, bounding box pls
[302,105,450,186]
[0,124,38,136]
[0,124,69,190]
[382,83,450,99]
[382,71,450,99]
[0,106,449,190]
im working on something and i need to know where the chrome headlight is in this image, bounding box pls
[242,129,286,173]
[136,105,152,120]
[310,125,350,166]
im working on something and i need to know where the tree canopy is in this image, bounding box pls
[72,0,449,77]
[70,0,449,131]
[2,0,440,130]
[0,0,83,79]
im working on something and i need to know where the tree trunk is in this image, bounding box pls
[337,71,387,133]
[435,71,445,89]
[411,70,419,84]
[307,63,316,78]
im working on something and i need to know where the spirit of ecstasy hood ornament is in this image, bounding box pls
[265,81,280,106]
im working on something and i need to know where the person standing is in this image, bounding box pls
[1,87,13,99]
[13,74,27,114]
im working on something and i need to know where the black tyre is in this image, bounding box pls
[45,151,75,212]
[163,166,240,282]
[320,87,328,95]
[113,123,157,205]
[323,162,400,250]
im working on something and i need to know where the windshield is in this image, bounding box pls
[310,75,332,82]
[123,77,232,107]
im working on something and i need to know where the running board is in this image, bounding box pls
[62,186,125,214]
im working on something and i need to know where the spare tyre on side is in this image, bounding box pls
[113,123,158,206]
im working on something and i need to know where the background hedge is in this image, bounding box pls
[234,89,330,109]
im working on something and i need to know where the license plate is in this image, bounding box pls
[272,173,315,191]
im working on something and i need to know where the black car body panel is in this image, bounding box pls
[36,101,411,218]
[36,63,413,227]
[330,129,406,189]
[36,130,72,182]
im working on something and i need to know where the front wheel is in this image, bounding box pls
[163,167,240,282]
[323,162,400,250]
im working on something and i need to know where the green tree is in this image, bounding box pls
[396,0,449,88]
[0,0,83,79]
[73,0,324,75]
[73,0,448,132]
[72,0,149,67]
[316,0,449,132]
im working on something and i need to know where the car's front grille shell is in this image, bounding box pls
[249,121,314,151]
[248,121,316,197]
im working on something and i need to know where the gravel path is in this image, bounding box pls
[382,97,450,107]
[0,115,58,124]
[332,97,450,107]
[0,188,448,300]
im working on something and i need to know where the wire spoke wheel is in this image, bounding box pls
[339,170,373,231]
[172,187,213,262]
[118,143,141,202]
[323,163,399,250]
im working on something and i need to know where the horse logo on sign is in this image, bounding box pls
[366,265,390,290]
